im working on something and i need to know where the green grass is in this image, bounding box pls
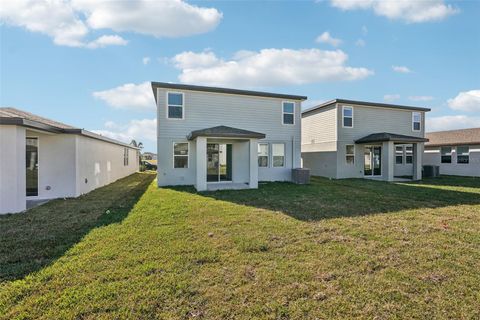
[1,173,479,319]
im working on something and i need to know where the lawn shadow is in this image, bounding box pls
[167,176,480,221]
[0,172,155,283]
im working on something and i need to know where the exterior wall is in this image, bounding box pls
[336,141,365,179]
[75,135,139,196]
[0,125,26,214]
[156,88,302,186]
[424,145,480,177]
[302,151,337,178]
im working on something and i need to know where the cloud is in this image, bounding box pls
[426,115,480,132]
[315,31,342,47]
[384,94,400,102]
[409,95,434,101]
[93,82,155,111]
[143,57,151,65]
[92,118,157,144]
[392,65,412,73]
[361,25,368,35]
[447,89,480,112]
[355,39,366,47]
[0,0,222,48]
[172,48,373,87]
[330,0,458,23]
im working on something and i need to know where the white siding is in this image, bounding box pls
[424,145,480,177]
[301,104,337,150]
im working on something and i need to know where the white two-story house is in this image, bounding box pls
[301,99,430,181]
[151,82,307,191]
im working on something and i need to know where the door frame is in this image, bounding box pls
[206,143,233,183]
[364,145,382,177]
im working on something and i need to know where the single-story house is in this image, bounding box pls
[301,99,430,181]
[0,108,139,214]
[151,82,307,191]
[423,127,480,177]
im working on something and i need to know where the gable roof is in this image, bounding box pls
[0,107,139,149]
[355,132,429,144]
[426,128,480,147]
[302,99,431,116]
[151,82,307,102]
[187,125,266,140]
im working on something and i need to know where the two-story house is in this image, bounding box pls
[301,99,430,181]
[151,82,307,191]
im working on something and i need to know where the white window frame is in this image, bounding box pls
[440,146,452,164]
[258,143,269,168]
[456,146,470,164]
[166,91,185,120]
[282,101,295,125]
[26,136,40,198]
[405,146,413,164]
[124,148,129,166]
[272,143,285,168]
[395,145,404,164]
[342,106,353,128]
[173,142,189,168]
[346,144,355,165]
[412,112,421,132]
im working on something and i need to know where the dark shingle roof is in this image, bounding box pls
[426,128,480,146]
[0,107,77,130]
[302,99,431,116]
[355,132,429,144]
[187,125,266,140]
[151,82,307,101]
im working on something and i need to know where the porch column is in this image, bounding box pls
[195,137,207,191]
[382,141,395,182]
[249,139,258,189]
[413,142,424,180]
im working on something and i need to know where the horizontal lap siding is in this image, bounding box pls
[301,105,337,151]
[424,145,480,177]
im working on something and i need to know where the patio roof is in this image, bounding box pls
[187,125,266,140]
[355,132,429,144]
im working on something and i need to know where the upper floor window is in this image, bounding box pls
[272,143,285,167]
[441,146,452,163]
[282,102,295,125]
[457,146,469,164]
[173,142,188,168]
[405,146,413,164]
[167,92,184,119]
[395,145,403,164]
[342,106,353,128]
[258,143,269,167]
[412,112,421,131]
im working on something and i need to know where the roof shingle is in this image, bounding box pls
[426,128,480,146]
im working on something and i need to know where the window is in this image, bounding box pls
[457,146,469,164]
[258,143,269,167]
[342,106,353,128]
[346,145,355,164]
[405,146,413,164]
[412,112,421,131]
[167,92,184,119]
[282,102,295,125]
[441,146,452,163]
[173,143,188,168]
[123,148,129,166]
[395,145,403,164]
[272,143,285,167]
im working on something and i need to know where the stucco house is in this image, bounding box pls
[301,99,430,181]
[0,108,139,214]
[151,82,307,191]
[423,127,480,177]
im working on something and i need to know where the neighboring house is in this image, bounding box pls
[151,82,307,191]
[423,128,480,177]
[0,108,139,214]
[142,152,157,160]
[301,99,430,181]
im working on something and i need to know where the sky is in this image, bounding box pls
[1,0,479,152]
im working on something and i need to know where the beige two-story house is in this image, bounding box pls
[301,99,430,181]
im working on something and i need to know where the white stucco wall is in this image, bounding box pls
[0,125,26,214]
[424,145,480,177]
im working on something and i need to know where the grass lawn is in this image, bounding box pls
[1,173,479,319]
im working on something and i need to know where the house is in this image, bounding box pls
[0,108,139,214]
[142,152,157,160]
[301,99,430,181]
[423,128,480,177]
[151,82,307,191]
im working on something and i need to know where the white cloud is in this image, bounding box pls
[447,89,480,112]
[392,65,412,73]
[330,0,458,23]
[172,48,373,87]
[92,118,157,144]
[426,115,480,132]
[355,39,366,47]
[315,31,342,47]
[93,82,154,111]
[384,94,400,102]
[409,95,434,101]
[0,0,222,47]
[143,57,151,65]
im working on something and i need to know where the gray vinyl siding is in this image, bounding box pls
[424,144,480,177]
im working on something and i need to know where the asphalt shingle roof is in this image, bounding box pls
[187,125,266,140]
[426,128,480,146]
[355,132,429,144]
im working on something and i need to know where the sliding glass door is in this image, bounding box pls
[26,137,39,196]
[364,146,381,176]
[207,143,232,182]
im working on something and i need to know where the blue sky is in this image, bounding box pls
[1,0,479,152]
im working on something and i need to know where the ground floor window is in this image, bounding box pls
[26,137,38,197]
[457,146,469,164]
[258,143,269,167]
[173,142,188,168]
[272,143,285,167]
[123,148,129,166]
[395,145,403,164]
[405,146,413,164]
[441,146,452,163]
[346,145,355,164]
